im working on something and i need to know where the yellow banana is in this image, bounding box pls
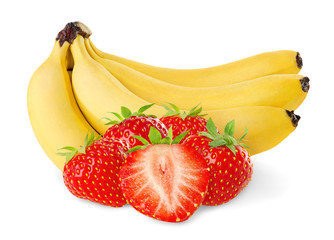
[89,38,302,87]
[27,40,98,171]
[70,33,299,156]
[85,39,309,111]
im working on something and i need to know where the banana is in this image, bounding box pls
[27,40,98,171]
[85,38,309,111]
[70,33,299,156]
[89,38,302,87]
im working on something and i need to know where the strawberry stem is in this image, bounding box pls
[162,103,206,120]
[57,131,101,163]
[126,127,190,154]
[199,118,250,155]
[102,104,157,126]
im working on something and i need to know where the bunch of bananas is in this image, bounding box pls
[27,22,309,171]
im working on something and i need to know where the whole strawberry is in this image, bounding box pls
[160,103,207,143]
[58,132,129,207]
[183,119,253,206]
[120,127,210,222]
[103,104,168,147]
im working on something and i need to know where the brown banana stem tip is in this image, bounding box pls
[296,52,303,69]
[56,21,92,46]
[286,110,301,128]
[300,77,310,92]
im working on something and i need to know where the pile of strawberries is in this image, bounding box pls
[59,104,253,223]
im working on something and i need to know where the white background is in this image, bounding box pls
[1,0,333,239]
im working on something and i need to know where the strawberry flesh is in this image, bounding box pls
[120,144,210,222]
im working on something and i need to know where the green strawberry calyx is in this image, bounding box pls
[102,103,157,126]
[163,103,206,120]
[126,127,190,154]
[56,131,101,163]
[199,118,250,155]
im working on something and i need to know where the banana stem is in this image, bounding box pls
[286,110,301,127]
[56,22,92,47]
[296,52,303,69]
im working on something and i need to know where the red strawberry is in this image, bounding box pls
[160,103,207,143]
[120,127,210,222]
[183,119,253,206]
[103,104,168,147]
[58,132,129,207]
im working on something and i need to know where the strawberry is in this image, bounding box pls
[160,103,208,143]
[103,104,168,148]
[58,132,129,207]
[183,119,253,206]
[120,127,210,222]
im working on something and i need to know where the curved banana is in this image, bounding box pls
[71,34,299,156]
[27,40,98,171]
[85,39,308,111]
[89,38,302,87]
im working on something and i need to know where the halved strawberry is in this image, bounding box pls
[103,104,168,148]
[120,128,210,222]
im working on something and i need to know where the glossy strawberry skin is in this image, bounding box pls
[120,144,210,222]
[160,115,207,143]
[183,135,253,206]
[63,138,129,207]
[104,116,168,147]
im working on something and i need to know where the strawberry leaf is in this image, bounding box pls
[126,145,148,154]
[121,106,132,119]
[238,128,248,142]
[168,102,180,113]
[239,143,251,149]
[57,146,77,151]
[189,106,202,117]
[163,109,177,117]
[65,151,77,163]
[226,144,236,155]
[224,120,235,136]
[78,145,86,154]
[109,112,124,121]
[209,139,227,148]
[86,131,95,146]
[172,129,190,144]
[132,135,150,145]
[57,147,79,163]
[138,103,155,114]
[167,126,173,140]
[199,131,215,140]
[148,127,162,144]
[206,118,219,137]
[105,120,120,125]
[161,137,172,145]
